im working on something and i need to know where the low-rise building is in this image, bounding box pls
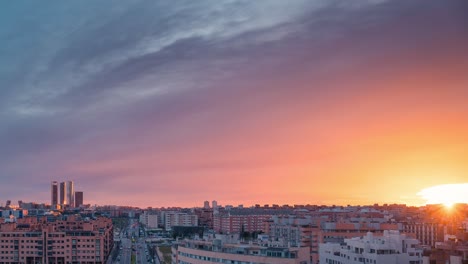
[172,235,310,264]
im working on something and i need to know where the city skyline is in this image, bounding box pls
[3,183,468,209]
[1,1,467,208]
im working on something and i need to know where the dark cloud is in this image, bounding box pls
[0,0,467,206]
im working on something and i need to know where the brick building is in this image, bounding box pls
[0,215,113,264]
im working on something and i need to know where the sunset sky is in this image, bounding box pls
[1,0,467,207]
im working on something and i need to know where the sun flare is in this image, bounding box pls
[417,183,468,206]
[443,202,454,209]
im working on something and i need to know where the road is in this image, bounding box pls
[111,219,155,264]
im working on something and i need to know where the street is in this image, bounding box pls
[110,219,157,264]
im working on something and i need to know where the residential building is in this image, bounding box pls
[213,213,272,234]
[319,230,423,264]
[140,211,159,229]
[194,208,214,229]
[1,209,28,219]
[165,212,198,231]
[172,235,310,264]
[426,237,468,263]
[0,215,113,263]
[266,215,404,264]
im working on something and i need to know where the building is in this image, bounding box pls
[164,212,198,231]
[60,182,67,206]
[204,201,210,209]
[140,211,159,229]
[319,230,423,264]
[426,237,468,264]
[1,209,28,223]
[75,191,84,208]
[266,214,404,264]
[194,208,214,229]
[51,181,58,207]
[172,235,310,264]
[0,215,113,263]
[403,222,444,247]
[67,181,74,208]
[214,213,272,234]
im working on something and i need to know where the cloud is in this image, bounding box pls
[0,0,467,206]
[417,183,468,205]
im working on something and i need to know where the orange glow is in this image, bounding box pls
[417,183,468,206]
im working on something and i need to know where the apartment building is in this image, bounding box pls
[165,212,198,231]
[266,215,403,264]
[139,211,159,229]
[213,213,272,234]
[0,215,113,264]
[403,222,444,247]
[319,230,423,264]
[172,235,310,264]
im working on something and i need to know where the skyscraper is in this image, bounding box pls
[60,182,67,205]
[67,181,74,208]
[75,191,83,208]
[51,181,58,206]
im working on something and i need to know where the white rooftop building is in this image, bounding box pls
[319,230,423,264]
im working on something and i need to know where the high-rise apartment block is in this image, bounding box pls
[75,191,84,208]
[59,182,67,205]
[51,181,58,207]
[67,181,74,208]
[51,180,79,208]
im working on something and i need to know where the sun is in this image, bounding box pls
[443,201,454,209]
[417,183,468,206]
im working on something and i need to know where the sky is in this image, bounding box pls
[1,0,467,208]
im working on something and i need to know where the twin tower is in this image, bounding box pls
[51,181,83,208]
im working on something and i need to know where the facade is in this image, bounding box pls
[74,192,83,208]
[67,181,74,208]
[213,214,271,234]
[427,238,468,264]
[319,230,423,264]
[266,215,404,264]
[59,182,67,206]
[172,236,310,264]
[1,209,28,219]
[51,182,58,207]
[165,212,198,231]
[139,211,159,229]
[194,208,214,229]
[403,222,443,247]
[0,215,113,264]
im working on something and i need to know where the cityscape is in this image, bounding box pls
[1,0,468,264]
[0,183,467,264]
